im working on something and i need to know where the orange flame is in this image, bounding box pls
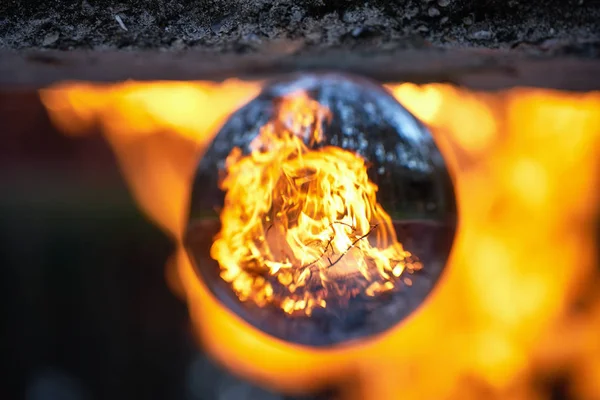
[40,79,600,400]
[40,79,262,240]
[213,91,420,315]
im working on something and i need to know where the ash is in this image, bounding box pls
[1,0,599,57]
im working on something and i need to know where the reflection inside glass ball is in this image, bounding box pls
[186,73,456,346]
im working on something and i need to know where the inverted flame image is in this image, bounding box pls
[40,79,600,400]
[213,91,420,315]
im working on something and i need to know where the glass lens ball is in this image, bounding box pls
[186,73,456,347]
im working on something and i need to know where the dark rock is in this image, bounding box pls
[0,0,597,56]
[470,30,494,40]
[428,7,441,17]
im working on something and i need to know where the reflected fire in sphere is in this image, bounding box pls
[211,91,422,315]
[40,78,600,400]
[186,74,454,347]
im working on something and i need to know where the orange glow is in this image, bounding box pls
[40,78,600,400]
[212,91,419,315]
[41,80,262,240]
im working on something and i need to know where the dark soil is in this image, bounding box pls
[1,0,599,57]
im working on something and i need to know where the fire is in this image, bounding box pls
[40,78,600,400]
[40,79,262,239]
[213,91,419,316]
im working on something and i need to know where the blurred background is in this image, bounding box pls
[0,92,318,400]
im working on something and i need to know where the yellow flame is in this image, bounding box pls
[40,79,600,400]
[212,91,419,315]
[41,80,262,240]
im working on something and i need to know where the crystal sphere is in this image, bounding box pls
[185,73,456,347]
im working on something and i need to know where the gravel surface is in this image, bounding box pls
[1,0,599,57]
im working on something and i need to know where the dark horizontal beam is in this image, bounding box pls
[1,49,600,91]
